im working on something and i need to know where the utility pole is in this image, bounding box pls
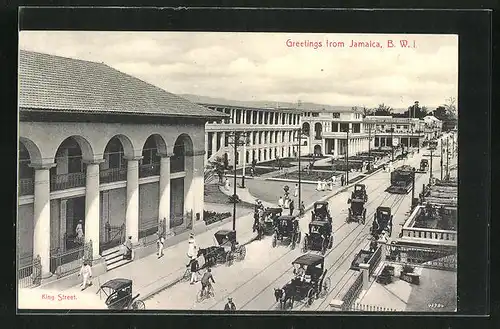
[368,124,372,171]
[292,128,302,211]
[241,133,249,188]
[440,139,444,180]
[411,167,416,210]
[429,145,434,185]
[390,122,394,162]
[227,131,245,231]
[345,126,350,184]
[446,137,450,179]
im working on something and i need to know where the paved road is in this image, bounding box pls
[145,151,440,311]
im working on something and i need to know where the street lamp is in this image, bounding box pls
[440,140,444,180]
[227,131,247,231]
[390,123,394,162]
[343,125,352,184]
[240,133,250,188]
[446,137,450,179]
[429,144,436,185]
[368,123,373,171]
[292,128,302,212]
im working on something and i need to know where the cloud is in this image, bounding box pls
[19,31,458,109]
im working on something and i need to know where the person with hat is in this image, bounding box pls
[123,236,133,260]
[78,260,92,291]
[75,220,84,243]
[156,231,165,259]
[224,297,236,311]
[187,233,198,264]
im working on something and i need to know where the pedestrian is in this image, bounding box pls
[289,200,295,216]
[156,232,164,258]
[328,179,333,191]
[123,236,133,260]
[78,261,92,291]
[187,233,198,262]
[75,220,84,243]
[299,201,306,217]
[189,257,199,285]
[224,297,236,311]
[225,178,230,191]
[278,196,284,208]
[332,175,337,186]
[316,179,321,191]
[294,183,299,197]
[340,175,345,186]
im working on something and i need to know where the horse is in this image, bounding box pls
[274,282,296,310]
[197,246,220,267]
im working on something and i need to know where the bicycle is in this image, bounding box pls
[196,283,215,302]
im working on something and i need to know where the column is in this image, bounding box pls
[240,110,244,124]
[334,139,339,157]
[211,132,217,156]
[126,156,141,243]
[204,133,209,162]
[59,199,67,252]
[31,163,55,277]
[250,110,254,124]
[159,154,171,233]
[219,132,225,154]
[85,160,103,258]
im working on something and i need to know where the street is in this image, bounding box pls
[145,150,442,310]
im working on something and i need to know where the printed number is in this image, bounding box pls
[428,303,444,308]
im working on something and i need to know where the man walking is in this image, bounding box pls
[299,201,306,217]
[123,236,133,260]
[340,175,345,186]
[157,232,164,258]
[289,200,295,216]
[189,257,199,285]
[78,261,92,291]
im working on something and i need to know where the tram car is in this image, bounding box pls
[371,206,393,238]
[387,165,415,194]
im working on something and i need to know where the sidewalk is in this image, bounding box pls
[38,210,258,303]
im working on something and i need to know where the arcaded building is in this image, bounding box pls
[180,97,303,166]
[18,50,226,276]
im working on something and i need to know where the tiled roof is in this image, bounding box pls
[18,50,227,119]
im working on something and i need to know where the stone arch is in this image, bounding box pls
[53,135,94,163]
[302,122,310,136]
[104,134,135,159]
[19,137,42,164]
[142,134,168,156]
[173,133,194,155]
[314,144,322,155]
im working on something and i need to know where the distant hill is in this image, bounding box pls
[178,94,356,112]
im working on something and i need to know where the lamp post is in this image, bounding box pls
[411,167,416,210]
[227,131,246,231]
[429,145,435,185]
[368,124,372,171]
[344,125,351,184]
[440,139,444,180]
[390,123,394,162]
[292,128,302,211]
[446,137,450,179]
[241,133,249,188]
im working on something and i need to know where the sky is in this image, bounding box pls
[19,31,458,109]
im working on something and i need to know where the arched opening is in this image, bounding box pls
[314,144,322,156]
[19,142,35,196]
[51,136,90,252]
[170,134,194,230]
[314,123,323,140]
[140,135,164,178]
[100,136,129,183]
[302,122,310,136]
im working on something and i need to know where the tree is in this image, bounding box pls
[374,103,393,116]
[444,97,457,115]
[402,101,428,119]
[434,97,458,131]
[205,156,225,184]
[362,106,374,117]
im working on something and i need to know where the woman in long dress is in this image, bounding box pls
[75,220,84,243]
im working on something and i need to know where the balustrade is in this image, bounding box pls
[100,167,127,183]
[50,172,86,191]
[19,178,34,195]
[139,162,160,178]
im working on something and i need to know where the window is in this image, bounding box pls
[312,113,319,117]
[332,113,340,118]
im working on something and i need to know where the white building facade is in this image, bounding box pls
[364,116,427,148]
[201,104,302,165]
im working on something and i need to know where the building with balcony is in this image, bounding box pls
[363,116,427,148]
[180,96,302,165]
[18,50,226,277]
[422,115,444,139]
[300,109,374,157]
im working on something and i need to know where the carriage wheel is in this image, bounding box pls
[272,234,277,248]
[238,245,247,260]
[320,277,331,298]
[131,299,146,310]
[226,252,234,266]
[302,236,308,253]
[307,288,316,306]
[297,231,301,244]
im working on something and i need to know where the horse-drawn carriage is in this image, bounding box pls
[273,254,331,309]
[347,198,366,224]
[311,201,332,223]
[371,206,393,238]
[302,220,333,255]
[198,230,246,267]
[254,207,282,240]
[97,278,146,310]
[351,184,368,202]
[272,215,301,249]
[417,159,429,173]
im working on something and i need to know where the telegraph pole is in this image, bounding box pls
[440,139,444,180]
[295,129,302,211]
[390,122,394,162]
[368,124,372,171]
[241,133,249,188]
[446,137,450,179]
[228,131,245,231]
[411,167,416,210]
[345,126,350,184]
[429,145,434,185]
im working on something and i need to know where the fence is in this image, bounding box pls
[19,178,34,196]
[100,167,127,184]
[50,172,86,191]
[50,240,93,278]
[18,254,42,288]
[385,243,457,271]
[349,302,403,312]
[341,272,363,310]
[139,163,160,178]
